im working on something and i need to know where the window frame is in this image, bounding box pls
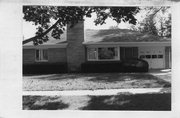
[35,49,48,62]
[87,48,98,61]
[87,46,120,61]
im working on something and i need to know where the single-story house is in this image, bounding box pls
[23,21,171,72]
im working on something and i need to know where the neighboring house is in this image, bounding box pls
[23,21,171,72]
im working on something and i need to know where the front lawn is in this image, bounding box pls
[23,92,171,110]
[23,73,171,91]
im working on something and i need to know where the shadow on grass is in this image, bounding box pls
[88,73,171,87]
[24,74,82,80]
[23,96,69,110]
[89,73,161,81]
[81,93,171,110]
[24,73,171,88]
[23,92,171,110]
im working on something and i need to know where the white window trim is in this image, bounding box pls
[87,48,98,61]
[87,46,120,61]
[35,49,48,62]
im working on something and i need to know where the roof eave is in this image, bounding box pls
[83,41,171,47]
[23,43,68,49]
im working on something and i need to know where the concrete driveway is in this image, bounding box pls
[149,69,171,82]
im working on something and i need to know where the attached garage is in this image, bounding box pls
[139,46,165,69]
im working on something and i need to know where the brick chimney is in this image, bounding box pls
[66,21,85,72]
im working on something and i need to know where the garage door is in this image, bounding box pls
[139,47,165,69]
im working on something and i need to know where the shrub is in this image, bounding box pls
[81,61,123,73]
[121,58,149,72]
[23,62,67,74]
[81,59,148,73]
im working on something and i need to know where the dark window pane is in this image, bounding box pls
[35,49,48,61]
[42,50,48,60]
[35,50,39,60]
[146,55,151,59]
[152,55,157,59]
[133,47,138,58]
[158,55,163,58]
[98,47,117,60]
[88,48,97,60]
[125,47,133,59]
[140,55,145,59]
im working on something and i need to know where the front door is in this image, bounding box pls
[120,47,138,60]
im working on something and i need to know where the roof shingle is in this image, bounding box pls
[24,29,171,46]
[84,29,171,44]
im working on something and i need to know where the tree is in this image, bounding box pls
[130,6,171,37]
[23,6,140,45]
[159,14,171,37]
[109,25,120,29]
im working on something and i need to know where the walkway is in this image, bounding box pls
[23,87,170,96]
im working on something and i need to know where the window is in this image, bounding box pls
[140,55,145,59]
[158,55,163,58]
[35,49,48,61]
[87,48,97,60]
[146,55,151,59]
[87,47,119,61]
[152,55,157,59]
[98,47,118,60]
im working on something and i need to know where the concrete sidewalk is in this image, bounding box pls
[149,69,171,74]
[23,87,170,96]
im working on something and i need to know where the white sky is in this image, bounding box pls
[84,13,132,29]
[23,9,143,39]
[23,7,169,39]
[23,16,137,39]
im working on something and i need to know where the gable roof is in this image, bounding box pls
[84,29,171,44]
[23,28,171,46]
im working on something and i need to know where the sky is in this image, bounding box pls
[23,7,170,39]
[23,8,143,39]
[23,14,133,39]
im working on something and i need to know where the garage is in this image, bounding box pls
[139,46,165,69]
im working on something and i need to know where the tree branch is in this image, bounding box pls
[23,19,61,45]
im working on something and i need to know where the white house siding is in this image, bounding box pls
[165,46,171,69]
[23,48,67,64]
[48,48,67,63]
[23,49,36,64]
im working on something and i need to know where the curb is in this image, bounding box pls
[23,88,170,96]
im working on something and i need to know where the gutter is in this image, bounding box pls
[82,42,171,47]
[23,43,68,49]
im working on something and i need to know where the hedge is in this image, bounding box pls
[81,59,149,73]
[23,62,67,74]
[23,59,148,74]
